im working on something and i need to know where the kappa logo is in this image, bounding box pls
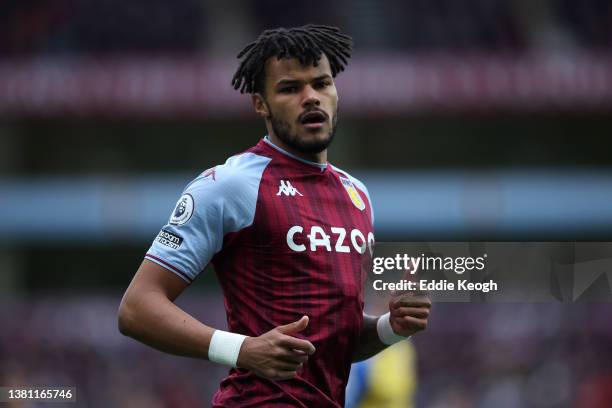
[201,167,216,180]
[276,180,303,197]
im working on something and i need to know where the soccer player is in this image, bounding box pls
[118,25,431,407]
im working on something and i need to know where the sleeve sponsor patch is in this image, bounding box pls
[170,193,194,225]
[155,229,183,249]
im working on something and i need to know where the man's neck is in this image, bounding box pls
[267,133,327,164]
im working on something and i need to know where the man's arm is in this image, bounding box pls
[118,259,316,379]
[118,259,212,357]
[353,294,431,362]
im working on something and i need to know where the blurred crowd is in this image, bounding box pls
[414,303,612,408]
[1,0,611,56]
[1,296,611,407]
[0,295,227,408]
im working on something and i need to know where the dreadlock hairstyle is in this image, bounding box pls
[231,24,352,95]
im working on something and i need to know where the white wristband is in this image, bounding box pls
[376,312,409,345]
[208,330,247,368]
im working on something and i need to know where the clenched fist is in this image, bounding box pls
[388,293,431,337]
[237,316,315,381]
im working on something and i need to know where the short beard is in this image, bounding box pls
[268,110,338,154]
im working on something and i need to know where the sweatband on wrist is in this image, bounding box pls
[376,312,409,345]
[208,330,247,367]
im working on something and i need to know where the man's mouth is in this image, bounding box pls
[299,110,327,130]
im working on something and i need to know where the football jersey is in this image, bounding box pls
[146,137,375,407]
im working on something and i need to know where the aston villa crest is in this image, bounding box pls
[339,177,365,211]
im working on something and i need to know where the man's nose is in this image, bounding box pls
[301,85,320,108]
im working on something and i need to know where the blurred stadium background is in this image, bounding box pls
[1,0,611,407]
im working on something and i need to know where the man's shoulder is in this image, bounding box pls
[330,164,369,194]
[330,164,375,224]
[184,151,272,197]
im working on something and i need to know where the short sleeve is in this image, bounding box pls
[145,152,271,283]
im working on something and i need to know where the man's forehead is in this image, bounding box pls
[265,55,332,83]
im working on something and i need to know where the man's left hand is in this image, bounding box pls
[388,293,431,337]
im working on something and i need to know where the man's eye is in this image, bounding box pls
[315,81,330,89]
[280,86,297,93]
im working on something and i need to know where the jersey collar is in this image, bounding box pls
[263,136,328,172]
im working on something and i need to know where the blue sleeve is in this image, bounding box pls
[145,152,271,283]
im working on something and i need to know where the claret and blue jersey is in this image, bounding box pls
[146,136,374,407]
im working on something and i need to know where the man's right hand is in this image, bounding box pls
[236,315,315,380]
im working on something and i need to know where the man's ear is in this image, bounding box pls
[252,93,269,119]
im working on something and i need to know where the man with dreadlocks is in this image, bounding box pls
[118,25,431,407]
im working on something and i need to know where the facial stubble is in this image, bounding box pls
[267,107,338,154]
